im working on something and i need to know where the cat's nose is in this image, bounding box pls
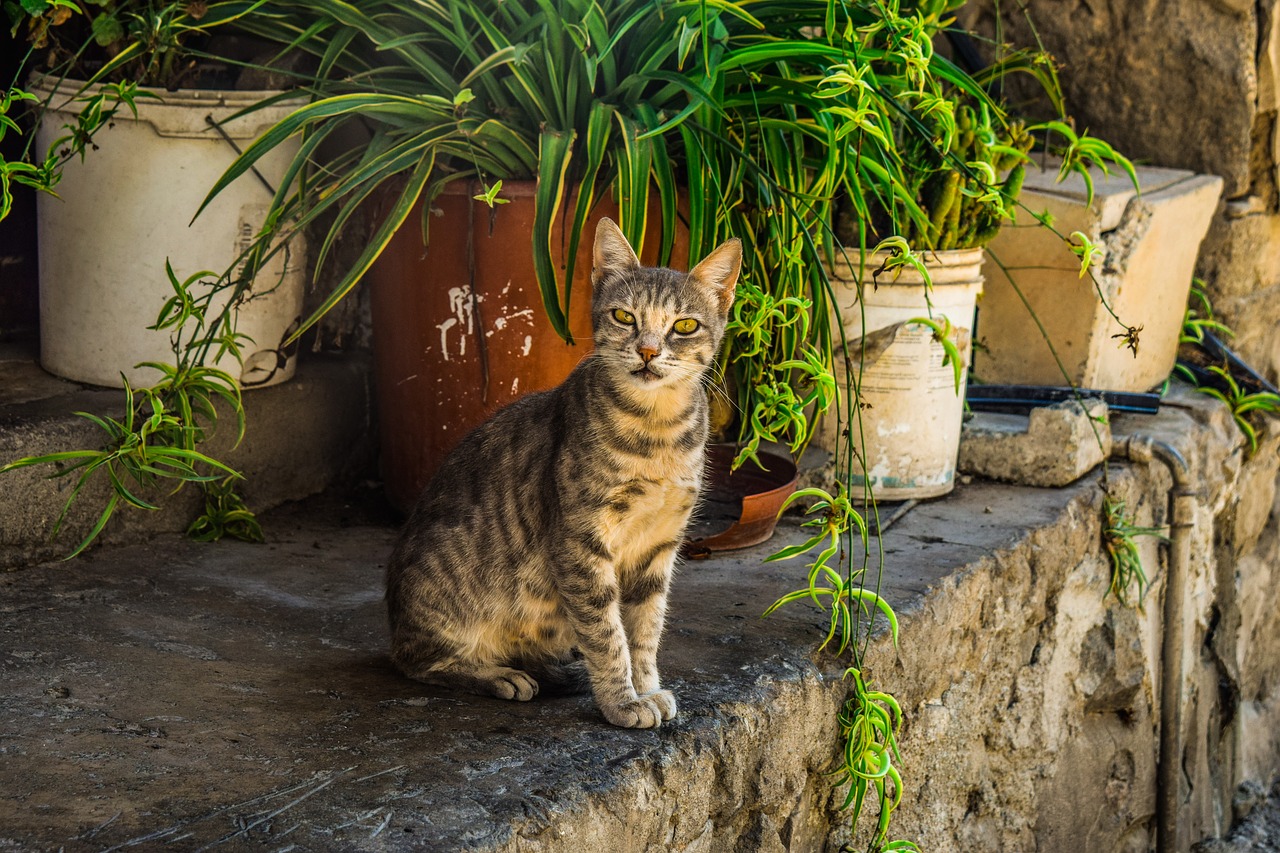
[637,343,659,364]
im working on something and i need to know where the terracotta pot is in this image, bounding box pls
[683,445,798,554]
[368,179,685,511]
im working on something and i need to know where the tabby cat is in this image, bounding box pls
[385,218,741,729]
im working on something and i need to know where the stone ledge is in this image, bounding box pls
[958,398,1112,487]
[0,477,1101,852]
[0,348,374,569]
[0,383,1276,852]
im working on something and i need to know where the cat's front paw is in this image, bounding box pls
[641,689,677,721]
[600,690,677,728]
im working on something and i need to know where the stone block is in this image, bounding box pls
[1231,446,1280,557]
[958,399,1111,487]
[1212,285,1280,382]
[0,351,373,567]
[977,159,1223,392]
[1196,211,1280,304]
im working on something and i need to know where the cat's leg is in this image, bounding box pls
[390,622,540,701]
[620,541,679,722]
[555,542,670,728]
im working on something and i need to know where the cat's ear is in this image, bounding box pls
[592,218,641,286]
[689,238,742,314]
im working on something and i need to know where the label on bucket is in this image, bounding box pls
[861,323,969,394]
[234,203,297,279]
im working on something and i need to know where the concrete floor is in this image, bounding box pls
[0,488,865,851]
[4,457,1278,850]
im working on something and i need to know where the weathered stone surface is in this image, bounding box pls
[0,383,1276,852]
[1194,782,1280,852]
[963,1,1280,395]
[1197,214,1280,304]
[958,399,1111,487]
[1210,285,1280,383]
[960,0,1258,197]
[0,351,374,568]
[0,342,78,407]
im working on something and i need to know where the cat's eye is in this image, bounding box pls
[672,318,700,335]
[612,308,636,325]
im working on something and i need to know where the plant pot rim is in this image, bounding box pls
[829,244,986,289]
[26,72,305,109]
[28,73,307,141]
[837,244,985,262]
[684,444,798,552]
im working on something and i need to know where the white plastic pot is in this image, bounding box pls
[30,76,306,389]
[823,248,984,500]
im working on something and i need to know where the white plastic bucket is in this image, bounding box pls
[824,248,983,500]
[31,76,306,389]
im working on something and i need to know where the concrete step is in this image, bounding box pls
[0,481,1074,851]
[0,342,374,568]
[1,375,1276,851]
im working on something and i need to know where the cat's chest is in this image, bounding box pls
[598,461,702,565]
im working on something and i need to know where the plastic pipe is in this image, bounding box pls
[1111,434,1195,852]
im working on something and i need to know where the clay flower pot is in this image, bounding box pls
[367,180,686,511]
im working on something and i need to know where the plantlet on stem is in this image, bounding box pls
[764,483,911,849]
[1102,495,1167,608]
[0,265,262,556]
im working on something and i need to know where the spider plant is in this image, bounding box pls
[210,0,707,345]
[205,2,1127,845]
[209,0,1018,451]
[2,0,296,554]
[1102,495,1167,608]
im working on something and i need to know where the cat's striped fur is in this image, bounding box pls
[385,219,741,728]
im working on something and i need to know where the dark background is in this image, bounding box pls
[1,26,41,342]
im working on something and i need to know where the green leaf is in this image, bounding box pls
[762,532,827,563]
[89,12,125,47]
[287,151,437,346]
[65,493,120,560]
[561,101,614,321]
[532,128,577,343]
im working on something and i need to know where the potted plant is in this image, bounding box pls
[214,0,939,509]
[0,0,312,555]
[13,0,308,390]
[211,0,707,507]
[806,13,1135,502]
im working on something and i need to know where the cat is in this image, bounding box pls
[384,217,741,729]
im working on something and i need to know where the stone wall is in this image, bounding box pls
[847,388,1280,851]
[477,387,1279,853]
[962,0,1280,379]
[920,3,1280,845]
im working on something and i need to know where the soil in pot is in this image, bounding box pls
[683,444,798,554]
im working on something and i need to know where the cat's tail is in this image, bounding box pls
[524,656,592,696]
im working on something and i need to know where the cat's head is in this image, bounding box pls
[589,218,741,392]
